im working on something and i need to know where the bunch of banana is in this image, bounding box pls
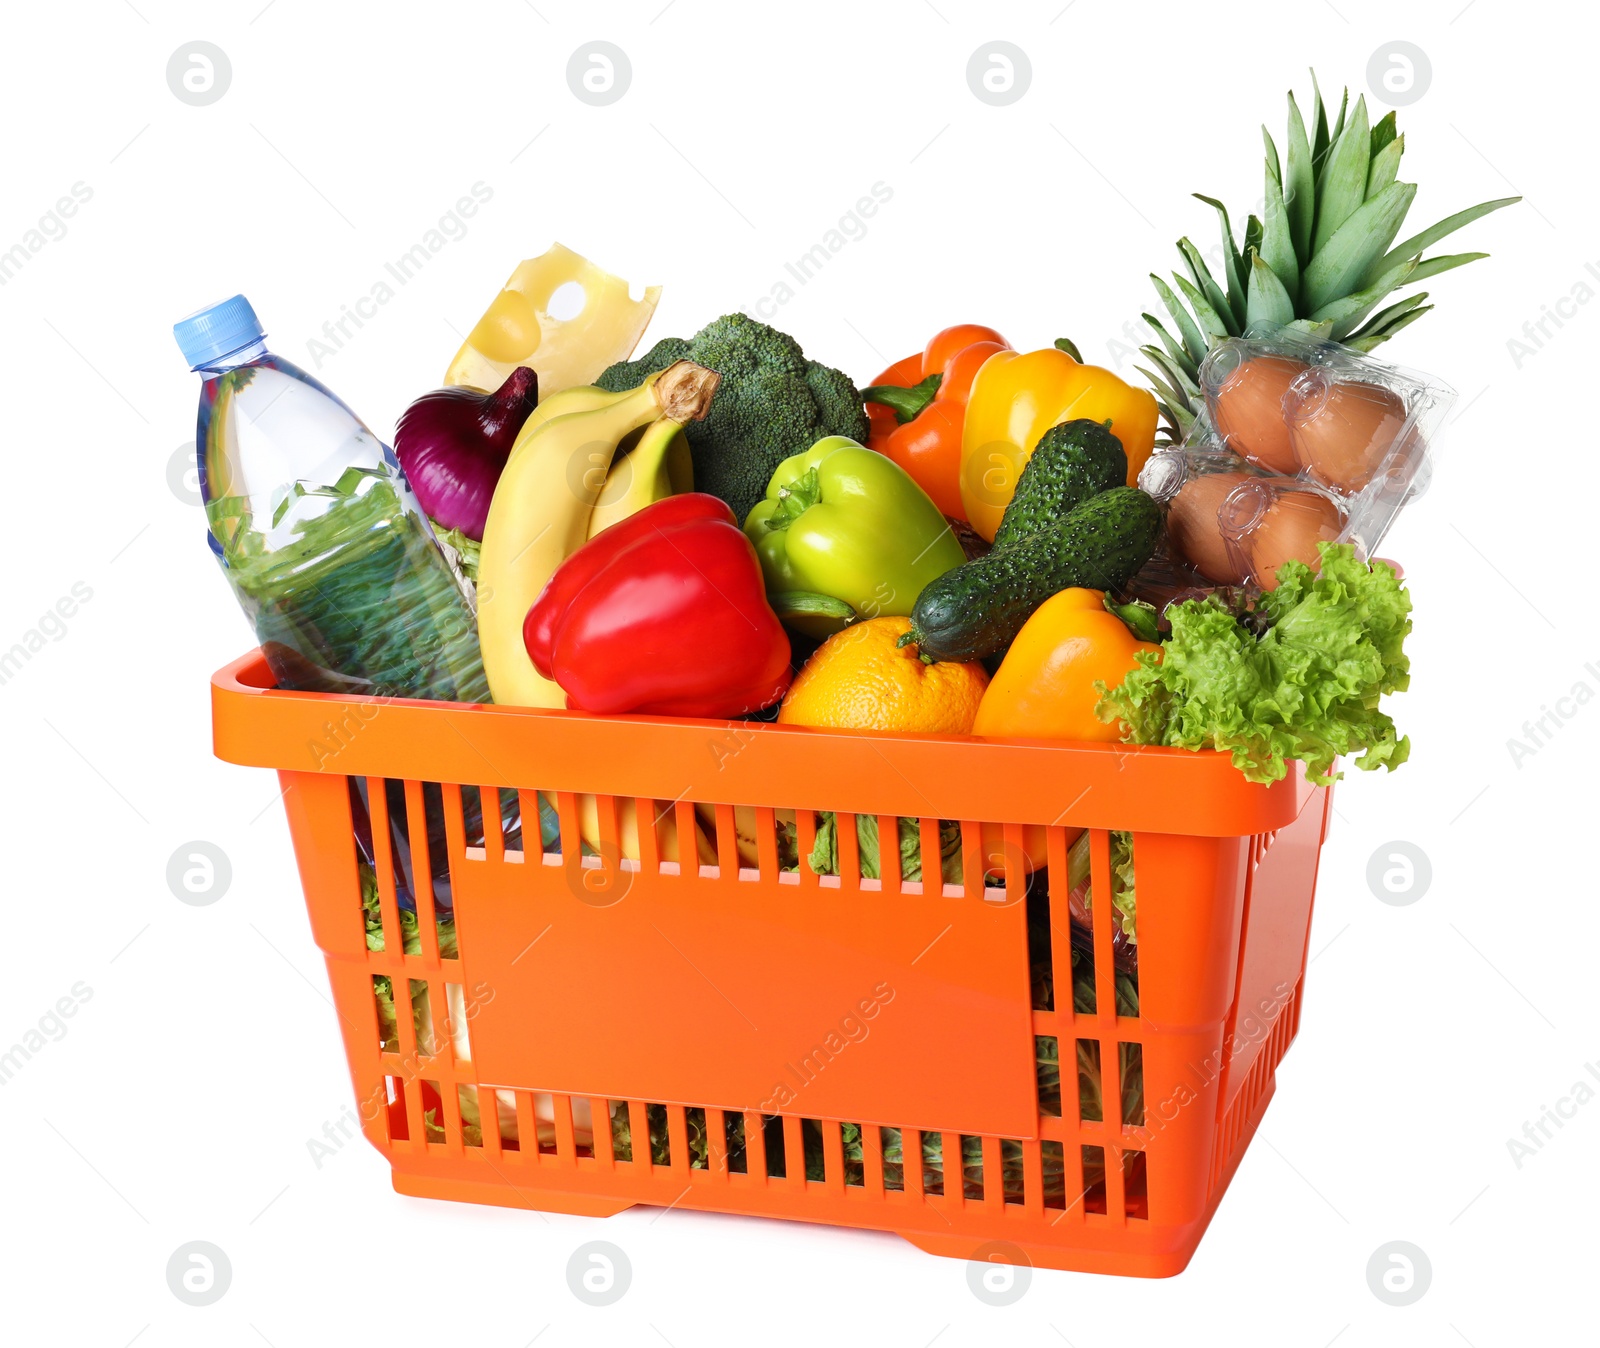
[477,359,720,869]
[477,358,720,709]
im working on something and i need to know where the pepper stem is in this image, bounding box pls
[1105,596,1162,643]
[1053,337,1084,362]
[769,467,821,528]
[861,372,942,425]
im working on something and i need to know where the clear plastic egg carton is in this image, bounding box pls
[1138,329,1455,589]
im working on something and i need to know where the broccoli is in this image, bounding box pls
[596,313,869,523]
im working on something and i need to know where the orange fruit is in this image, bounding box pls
[779,616,989,734]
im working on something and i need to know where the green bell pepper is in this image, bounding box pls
[743,436,966,637]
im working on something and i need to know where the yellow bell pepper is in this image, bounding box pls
[959,345,1158,542]
[973,588,1159,742]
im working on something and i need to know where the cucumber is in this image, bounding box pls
[906,488,1160,663]
[993,419,1127,550]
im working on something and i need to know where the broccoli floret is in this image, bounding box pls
[594,336,692,393]
[595,313,869,523]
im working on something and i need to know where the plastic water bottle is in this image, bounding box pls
[174,294,488,703]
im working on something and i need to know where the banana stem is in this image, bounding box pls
[654,360,721,423]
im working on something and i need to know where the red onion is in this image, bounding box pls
[394,367,538,540]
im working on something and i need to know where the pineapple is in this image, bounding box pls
[1140,75,1519,444]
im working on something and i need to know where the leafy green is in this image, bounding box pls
[430,521,481,587]
[213,462,489,701]
[1109,832,1137,939]
[1098,544,1411,784]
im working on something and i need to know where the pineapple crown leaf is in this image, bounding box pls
[1348,304,1433,350]
[1284,95,1316,262]
[1311,256,1421,339]
[1177,237,1241,335]
[1371,110,1400,156]
[1301,180,1418,312]
[1348,291,1430,343]
[1246,250,1296,330]
[1310,72,1332,169]
[1149,272,1209,367]
[1171,271,1233,345]
[1361,198,1519,286]
[1141,73,1521,439]
[1191,195,1249,324]
[1139,358,1201,414]
[1142,312,1199,381]
[1311,95,1371,256]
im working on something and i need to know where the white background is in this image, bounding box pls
[1,1,1594,1343]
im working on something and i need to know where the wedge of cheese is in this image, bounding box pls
[444,243,661,395]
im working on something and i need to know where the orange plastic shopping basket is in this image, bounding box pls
[212,647,1331,1278]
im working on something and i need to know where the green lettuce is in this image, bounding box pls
[430,521,481,587]
[1098,544,1411,785]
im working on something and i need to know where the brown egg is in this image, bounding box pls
[1211,355,1308,473]
[1238,482,1345,588]
[1286,375,1409,493]
[1166,471,1255,585]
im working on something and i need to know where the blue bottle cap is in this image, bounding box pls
[173,294,265,370]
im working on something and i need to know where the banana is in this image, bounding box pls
[513,382,614,440]
[478,360,720,708]
[587,417,694,539]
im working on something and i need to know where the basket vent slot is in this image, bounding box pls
[409,979,434,1055]
[761,1113,786,1178]
[1081,1145,1108,1214]
[960,1135,984,1201]
[842,1124,865,1186]
[1077,1039,1103,1122]
[1120,1043,1145,1127]
[880,1126,905,1191]
[444,983,470,1062]
[384,1076,408,1142]
[685,1107,709,1169]
[373,976,397,1053]
[1000,1140,1024,1207]
[532,1093,559,1155]
[1035,1036,1061,1116]
[1041,1140,1066,1209]
[609,1101,632,1162]
[724,1111,748,1173]
[1123,1149,1149,1220]
[421,1079,446,1143]
[920,1132,944,1196]
[495,1090,519,1151]
[800,1118,826,1181]
[457,1085,482,1148]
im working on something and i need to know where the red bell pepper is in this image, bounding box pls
[523,493,792,717]
[861,323,1010,520]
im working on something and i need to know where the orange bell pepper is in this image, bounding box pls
[973,588,1158,742]
[959,343,1158,542]
[862,324,1009,519]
